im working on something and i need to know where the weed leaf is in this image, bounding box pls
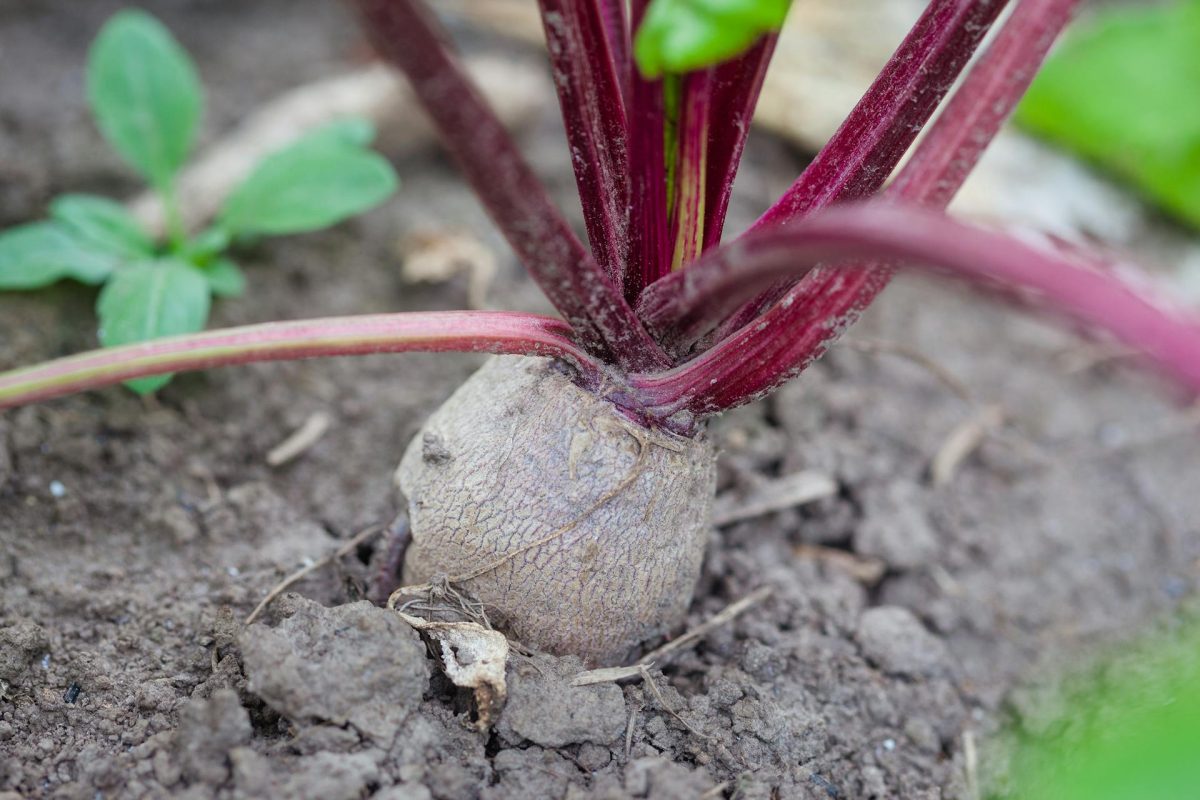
[50,194,155,259]
[0,222,123,289]
[634,0,790,78]
[176,226,231,266]
[203,257,246,298]
[303,117,378,148]
[87,10,203,189]
[219,124,397,236]
[97,259,211,394]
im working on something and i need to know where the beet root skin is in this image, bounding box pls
[396,356,716,666]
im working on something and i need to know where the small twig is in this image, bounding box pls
[793,543,886,585]
[245,523,384,624]
[712,471,838,526]
[624,703,641,763]
[930,404,1005,486]
[266,412,332,467]
[1059,342,1139,375]
[699,782,733,800]
[963,729,980,800]
[638,586,773,667]
[838,337,974,402]
[572,587,773,688]
[639,664,708,739]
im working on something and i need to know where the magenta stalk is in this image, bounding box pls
[630,204,1200,415]
[0,312,600,410]
[653,0,1081,412]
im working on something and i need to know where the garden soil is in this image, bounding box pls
[2,2,1199,798]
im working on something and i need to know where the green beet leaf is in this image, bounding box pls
[0,222,124,289]
[219,124,398,236]
[96,259,212,394]
[1016,0,1200,228]
[50,194,155,259]
[635,0,791,78]
[203,257,246,298]
[87,9,203,190]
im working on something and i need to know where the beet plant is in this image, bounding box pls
[2,0,1200,665]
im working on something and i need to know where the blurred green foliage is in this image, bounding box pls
[1017,0,1200,228]
[1002,620,1200,799]
[634,0,790,78]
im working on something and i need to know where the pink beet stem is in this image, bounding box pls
[350,0,668,372]
[630,203,1200,416]
[706,0,1010,338]
[0,312,600,410]
[648,0,1080,412]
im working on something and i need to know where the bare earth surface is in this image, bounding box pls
[2,2,1199,799]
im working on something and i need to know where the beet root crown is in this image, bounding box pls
[2,0,1199,421]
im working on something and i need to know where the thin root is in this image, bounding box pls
[245,522,384,625]
[637,586,773,667]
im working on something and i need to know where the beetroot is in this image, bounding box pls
[398,357,714,665]
[2,0,1199,668]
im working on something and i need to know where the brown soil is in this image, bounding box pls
[2,2,1198,799]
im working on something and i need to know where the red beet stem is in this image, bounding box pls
[538,0,631,288]
[631,203,1200,416]
[706,0,1009,340]
[646,0,1080,411]
[350,0,668,372]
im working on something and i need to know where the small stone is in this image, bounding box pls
[373,785,434,800]
[857,606,951,677]
[174,689,252,785]
[238,597,429,741]
[498,654,626,747]
[152,505,199,545]
[853,482,940,570]
[0,621,49,684]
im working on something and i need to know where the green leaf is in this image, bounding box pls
[87,9,203,189]
[50,194,155,259]
[0,222,123,289]
[219,132,398,236]
[96,259,211,394]
[302,118,377,148]
[1006,623,1200,800]
[176,225,231,265]
[634,0,791,78]
[203,257,246,298]
[1016,0,1200,228]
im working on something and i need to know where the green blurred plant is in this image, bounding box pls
[634,0,790,77]
[1001,620,1200,799]
[0,10,398,393]
[1017,0,1200,228]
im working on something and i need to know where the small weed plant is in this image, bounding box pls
[0,10,397,392]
